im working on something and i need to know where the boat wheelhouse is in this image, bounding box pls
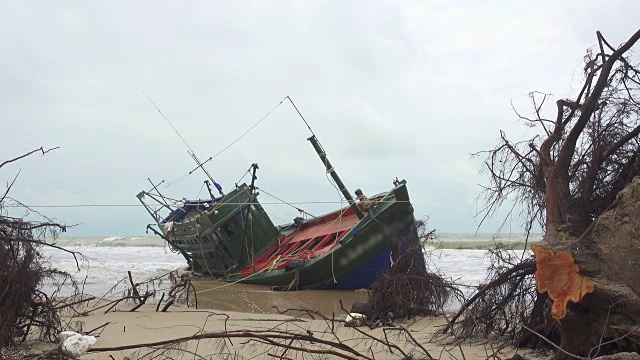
[137,177,279,275]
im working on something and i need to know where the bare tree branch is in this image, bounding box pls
[0,147,59,170]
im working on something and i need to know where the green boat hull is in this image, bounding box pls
[225,182,421,290]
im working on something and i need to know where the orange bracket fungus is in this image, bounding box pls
[531,244,594,320]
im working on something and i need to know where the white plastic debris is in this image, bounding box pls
[58,331,77,342]
[163,221,175,235]
[344,313,367,327]
[177,268,194,280]
[58,331,97,358]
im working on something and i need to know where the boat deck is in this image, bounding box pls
[236,206,363,275]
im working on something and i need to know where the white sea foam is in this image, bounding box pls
[102,236,127,241]
[43,239,185,295]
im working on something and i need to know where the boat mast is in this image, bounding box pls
[307,135,364,219]
[240,163,259,270]
[286,96,365,220]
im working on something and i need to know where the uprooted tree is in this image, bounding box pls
[448,29,640,358]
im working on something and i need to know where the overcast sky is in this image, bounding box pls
[1,1,638,236]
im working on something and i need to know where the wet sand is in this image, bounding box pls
[59,302,534,360]
[193,279,370,315]
[43,279,536,359]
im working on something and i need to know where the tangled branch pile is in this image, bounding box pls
[0,222,62,346]
[443,248,547,348]
[121,269,198,313]
[0,147,76,348]
[354,220,460,326]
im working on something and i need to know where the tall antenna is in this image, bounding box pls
[142,90,224,195]
[189,151,224,195]
[143,90,194,153]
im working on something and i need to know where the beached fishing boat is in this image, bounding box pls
[137,98,425,289]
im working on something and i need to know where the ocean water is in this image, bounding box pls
[42,233,539,296]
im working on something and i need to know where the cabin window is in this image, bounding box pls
[235,212,244,223]
[222,224,234,237]
[249,205,260,220]
[211,231,224,246]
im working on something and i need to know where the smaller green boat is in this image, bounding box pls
[137,166,279,276]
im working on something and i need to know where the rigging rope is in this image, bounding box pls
[268,213,288,224]
[161,97,287,188]
[255,187,317,219]
[286,96,346,207]
[143,90,195,154]
[286,96,316,137]
[210,97,286,161]
[3,200,407,208]
[234,167,252,186]
[163,173,191,188]
[196,181,205,199]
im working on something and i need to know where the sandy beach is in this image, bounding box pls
[46,282,537,360]
[65,304,529,360]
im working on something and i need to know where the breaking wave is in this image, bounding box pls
[425,240,536,250]
[57,236,166,248]
[425,233,541,250]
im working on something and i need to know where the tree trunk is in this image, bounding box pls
[536,176,640,358]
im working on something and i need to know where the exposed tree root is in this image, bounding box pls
[440,247,548,349]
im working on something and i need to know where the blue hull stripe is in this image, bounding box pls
[328,246,393,290]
